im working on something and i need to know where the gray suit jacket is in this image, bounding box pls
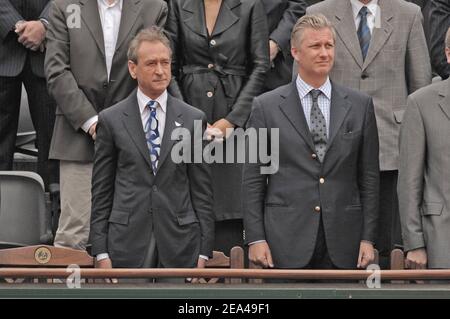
[243,82,380,269]
[45,0,167,161]
[398,79,450,268]
[90,90,214,268]
[0,0,51,77]
[307,0,432,171]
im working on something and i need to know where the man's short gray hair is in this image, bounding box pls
[127,26,172,63]
[291,14,336,48]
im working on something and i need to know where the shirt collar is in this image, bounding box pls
[350,0,378,19]
[137,88,168,115]
[98,0,122,10]
[296,75,332,101]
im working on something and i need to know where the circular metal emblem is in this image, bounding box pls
[34,247,52,264]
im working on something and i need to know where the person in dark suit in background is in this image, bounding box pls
[91,28,214,278]
[430,0,450,79]
[0,0,58,190]
[166,0,269,255]
[262,0,307,91]
[45,0,167,251]
[243,14,379,270]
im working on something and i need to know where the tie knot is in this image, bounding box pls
[310,89,321,102]
[359,6,369,17]
[147,100,157,110]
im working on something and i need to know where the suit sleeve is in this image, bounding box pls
[187,114,215,257]
[358,97,380,243]
[397,95,426,252]
[225,1,270,128]
[242,97,269,244]
[269,0,307,56]
[429,0,450,80]
[90,112,118,256]
[406,7,432,93]
[39,1,52,21]
[44,1,98,131]
[0,0,24,40]
[165,0,185,100]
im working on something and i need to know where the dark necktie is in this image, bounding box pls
[310,89,327,162]
[145,101,161,174]
[357,6,371,60]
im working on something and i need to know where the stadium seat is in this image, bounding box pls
[0,171,53,248]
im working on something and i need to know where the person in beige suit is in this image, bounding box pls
[398,27,450,270]
[45,0,167,250]
[305,0,432,265]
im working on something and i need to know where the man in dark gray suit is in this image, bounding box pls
[398,27,450,270]
[45,0,167,250]
[244,15,379,270]
[0,0,58,190]
[90,28,214,274]
[262,0,307,91]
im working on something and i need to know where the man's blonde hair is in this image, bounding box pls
[291,14,336,48]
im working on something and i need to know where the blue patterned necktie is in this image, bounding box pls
[357,6,371,60]
[145,101,161,174]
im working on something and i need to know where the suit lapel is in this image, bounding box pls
[79,0,105,57]
[279,83,316,152]
[327,84,351,150]
[122,90,153,170]
[115,0,140,52]
[438,79,450,121]
[362,0,394,70]
[157,95,184,172]
[182,0,208,38]
[211,0,241,37]
[334,1,364,69]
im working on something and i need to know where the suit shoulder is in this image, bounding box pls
[99,98,129,120]
[170,95,206,120]
[307,0,337,15]
[141,0,166,9]
[393,0,421,15]
[333,82,372,103]
[409,80,443,105]
[255,83,291,105]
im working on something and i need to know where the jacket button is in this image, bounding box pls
[103,82,108,88]
[210,39,216,46]
[315,206,321,212]
[207,91,213,98]
[361,72,368,79]
[207,63,214,69]
[152,186,158,192]
[312,153,317,159]
[319,178,325,184]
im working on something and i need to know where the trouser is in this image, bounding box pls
[53,161,92,250]
[0,58,58,190]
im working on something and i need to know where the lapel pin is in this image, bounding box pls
[175,121,182,127]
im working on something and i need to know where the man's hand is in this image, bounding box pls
[249,242,274,268]
[205,123,224,142]
[16,21,46,51]
[212,118,235,139]
[95,258,118,284]
[405,248,427,269]
[269,40,280,63]
[190,257,207,284]
[357,241,375,269]
[89,122,98,141]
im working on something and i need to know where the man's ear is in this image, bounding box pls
[128,60,137,79]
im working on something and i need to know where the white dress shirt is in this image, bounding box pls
[350,0,379,34]
[81,0,122,133]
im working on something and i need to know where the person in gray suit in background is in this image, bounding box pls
[0,0,58,190]
[45,0,167,251]
[398,27,450,270]
[306,0,431,266]
[90,28,214,276]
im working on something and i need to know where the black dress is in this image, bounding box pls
[166,0,269,252]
